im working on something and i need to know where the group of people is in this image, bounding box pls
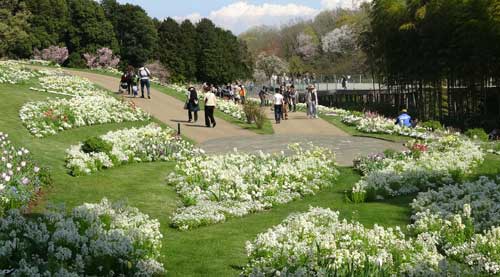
[119,65,152,99]
[270,84,318,124]
[185,84,217,128]
[218,83,248,104]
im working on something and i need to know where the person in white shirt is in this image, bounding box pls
[138,66,151,99]
[204,85,217,128]
[273,88,284,124]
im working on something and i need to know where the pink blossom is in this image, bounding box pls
[84,48,121,69]
[34,46,69,65]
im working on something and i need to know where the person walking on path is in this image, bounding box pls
[204,85,217,128]
[138,65,152,99]
[259,86,268,107]
[186,87,199,123]
[273,88,284,124]
[126,66,135,95]
[306,84,318,119]
[240,85,247,104]
[395,109,412,127]
[289,85,297,112]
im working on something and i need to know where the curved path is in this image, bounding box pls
[63,69,405,165]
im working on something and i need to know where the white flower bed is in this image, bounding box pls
[20,95,150,137]
[243,207,442,276]
[0,132,47,215]
[0,198,165,276]
[168,144,339,230]
[66,124,199,176]
[410,206,500,275]
[351,135,484,202]
[411,176,500,232]
[296,103,351,117]
[30,74,106,96]
[341,113,437,139]
[0,61,38,84]
[217,100,246,121]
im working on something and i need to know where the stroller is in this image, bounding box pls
[118,73,129,94]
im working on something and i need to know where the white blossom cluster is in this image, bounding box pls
[66,124,201,176]
[0,61,39,84]
[168,144,339,230]
[243,207,442,276]
[30,74,107,97]
[217,100,246,121]
[351,135,484,202]
[410,205,500,275]
[0,132,45,215]
[19,95,150,137]
[0,198,165,276]
[411,176,500,232]
[296,103,352,117]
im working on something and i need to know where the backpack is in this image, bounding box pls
[139,68,150,78]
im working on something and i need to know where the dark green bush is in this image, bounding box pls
[421,120,443,131]
[81,137,112,154]
[465,128,489,142]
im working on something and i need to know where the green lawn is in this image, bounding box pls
[2,80,499,276]
[320,114,409,143]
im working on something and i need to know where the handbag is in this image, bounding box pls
[183,102,188,110]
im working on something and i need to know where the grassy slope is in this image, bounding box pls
[2,79,499,276]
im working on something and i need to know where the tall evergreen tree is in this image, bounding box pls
[65,0,118,67]
[25,0,69,50]
[157,18,185,81]
[179,20,198,81]
[0,0,32,58]
[102,0,158,67]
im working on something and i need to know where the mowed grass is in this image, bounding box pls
[3,79,499,276]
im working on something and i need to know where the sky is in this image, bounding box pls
[116,0,368,34]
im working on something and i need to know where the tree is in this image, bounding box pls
[321,25,357,55]
[296,32,317,60]
[33,45,69,65]
[288,55,306,76]
[0,0,32,58]
[102,1,158,67]
[255,53,288,79]
[178,20,198,81]
[65,0,118,67]
[25,0,69,50]
[157,18,185,82]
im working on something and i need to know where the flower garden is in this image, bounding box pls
[0,61,499,276]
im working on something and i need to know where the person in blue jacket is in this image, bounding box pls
[395,109,412,127]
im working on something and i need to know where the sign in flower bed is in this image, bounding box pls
[411,176,500,232]
[20,95,150,137]
[0,132,48,215]
[167,144,339,230]
[243,207,442,276]
[217,100,246,121]
[0,198,165,276]
[31,74,106,96]
[351,135,483,202]
[66,124,199,176]
[0,61,38,84]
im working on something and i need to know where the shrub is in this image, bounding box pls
[81,136,112,154]
[465,128,488,141]
[421,120,443,131]
[84,48,120,69]
[254,108,267,129]
[243,101,260,124]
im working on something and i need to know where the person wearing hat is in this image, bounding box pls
[306,84,318,119]
[273,87,284,124]
[186,86,199,123]
[395,109,412,127]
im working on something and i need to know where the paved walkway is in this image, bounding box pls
[58,69,404,165]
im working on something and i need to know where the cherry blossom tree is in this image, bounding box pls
[321,25,357,55]
[296,32,317,60]
[83,47,120,69]
[33,46,69,65]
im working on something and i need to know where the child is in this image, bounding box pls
[132,74,140,97]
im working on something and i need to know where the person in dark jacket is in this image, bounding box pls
[187,87,199,122]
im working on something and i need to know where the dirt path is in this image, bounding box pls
[56,69,404,165]
[64,69,257,144]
